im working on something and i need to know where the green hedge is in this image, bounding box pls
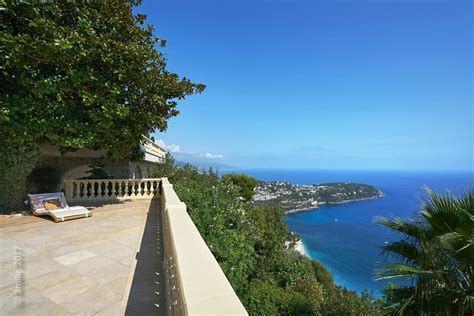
[0,143,39,214]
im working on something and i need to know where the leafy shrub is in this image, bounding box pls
[222,173,258,201]
[311,260,335,293]
[79,164,113,180]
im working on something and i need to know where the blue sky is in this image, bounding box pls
[140,0,472,170]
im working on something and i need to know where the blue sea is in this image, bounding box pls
[222,169,473,296]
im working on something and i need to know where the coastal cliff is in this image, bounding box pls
[253,181,383,213]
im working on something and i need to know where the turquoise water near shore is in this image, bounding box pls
[222,169,473,296]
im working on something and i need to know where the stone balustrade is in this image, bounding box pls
[63,177,247,314]
[160,178,248,315]
[63,178,160,202]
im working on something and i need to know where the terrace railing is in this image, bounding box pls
[63,178,160,202]
[160,178,248,315]
[63,177,247,315]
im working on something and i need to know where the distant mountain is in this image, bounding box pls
[175,160,239,171]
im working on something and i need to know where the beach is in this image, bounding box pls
[295,239,308,257]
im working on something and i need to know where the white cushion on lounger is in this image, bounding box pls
[49,207,92,222]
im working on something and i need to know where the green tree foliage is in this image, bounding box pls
[79,163,113,180]
[320,286,383,315]
[222,173,258,201]
[0,144,40,213]
[0,1,204,211]
[376,189,474,315]
[152,158,384,315]
[311,260,335,293]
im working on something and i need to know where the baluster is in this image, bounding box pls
[91,181,99,198]
[106,181,109,198]
[96,181,101,198]
[79,182,84,198]
[112,181,116,197]
[95,181,99,198]
[127,180,133,197]
[152,180,157,195]
[134,180,139,196]
[85,181,89,199]
[99,181,104,198]
[140,181,145,196]
[146,180,151,196]
[86,182,91,198]
[102,180,106,198]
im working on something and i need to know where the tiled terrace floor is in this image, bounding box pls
[0,199,164,315]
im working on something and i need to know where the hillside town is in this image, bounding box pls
[253,181,383,213]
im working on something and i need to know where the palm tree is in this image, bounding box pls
[375,189,473,315]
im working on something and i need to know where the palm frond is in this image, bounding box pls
[374,216,427,239]
[376,264,433,281]
[376,189,474,315]
[381,239,421,265]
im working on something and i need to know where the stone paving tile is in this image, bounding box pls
[113,234,142,248]
[68,234,112,249]
[22,255,64,280]
[53,249,97,266]
[84,240,122,255]
[27,268,81,293]
[69,255,116,276]
[102,244,137,263]
[42,276,98,304]
[0,285,61,316]
[0,266,16,289]
[21,235,69,250]
[0,236,19,248]
[89,261,130,286]
[96,301,122,315]
[42,243,82,258]
[0,241,38,263]
[107,275,129,298]
[119,256,134,267]
[59,285,120,315]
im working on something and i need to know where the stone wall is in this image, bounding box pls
[38,157,130,178]
[31,157,131,192]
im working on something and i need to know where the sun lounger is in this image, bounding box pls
[28,192,92,222]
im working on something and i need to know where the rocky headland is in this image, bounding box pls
[253,181,383,214]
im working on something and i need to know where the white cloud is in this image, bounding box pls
[201,153,224,159]
[155,139,223,159]
[155,139,181,153]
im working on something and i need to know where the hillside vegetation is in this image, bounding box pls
[152,155,384,315]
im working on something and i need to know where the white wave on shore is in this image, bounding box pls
[295,239,309,257]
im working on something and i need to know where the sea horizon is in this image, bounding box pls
[221,167,473,174]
